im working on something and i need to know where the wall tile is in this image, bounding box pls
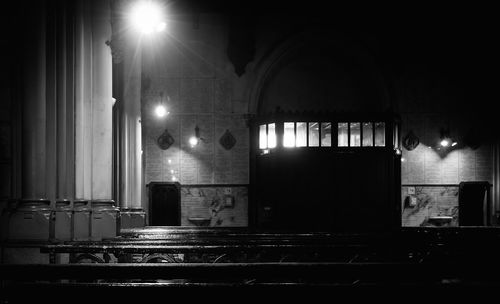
[179,41,216,78]
[179,79,214,114]
[214,78,232,113]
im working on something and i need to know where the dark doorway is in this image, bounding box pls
[147,182,181,226]
[459,181,491,226]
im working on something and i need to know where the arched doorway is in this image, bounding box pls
[249,33,401,232]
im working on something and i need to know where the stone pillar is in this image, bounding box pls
[494,142,500,224]
[46,1,76,202]
[75,0,113,201]
[120,39,143,210]
[74,0,93,201]
[20,0,74,203]
[56,2,76,201]
[91,0,113,200]
[10,0,114,244]
[21,1,47,200]
[14,1,78,245]
[109,3,145,227]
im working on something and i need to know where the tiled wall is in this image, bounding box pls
[181,186,248,227]
[141,16,250,226]
[402,144,494,185]
[142,113,249,185]
[400,136,493,227]
[400,113,494,185]
[397,78,495,227]
[401,186,458,227]
[141,16,250,187]
[399,111,494,227]
[140,14,497,229]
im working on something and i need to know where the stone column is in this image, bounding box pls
[20,1,74,202]
[21,1,47,200]
[109,3,145,227]
[56,2,76,201]
[14,1,77,244]
[74,0,93,200]
[120,39,143,210]
[75,0,113,201]
[494,142,500,224]
[91,0,113,200]
[45,1,76,202]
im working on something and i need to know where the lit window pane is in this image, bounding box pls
[350,123,360,147]
[284,122,295,148]
[296,122,307,147]
[362,122,373,147]
[259,125,267,149]
[375,122,385,146]
[320,123,331,147]
[308,122,319,147]
[338,122,348,147]
[268,123,276,148]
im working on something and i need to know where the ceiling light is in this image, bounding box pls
[130,1,166,35]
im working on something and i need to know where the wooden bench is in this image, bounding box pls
[4,228,500,300]
[32,226,500,264]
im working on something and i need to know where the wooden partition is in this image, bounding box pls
[251,111,401,232]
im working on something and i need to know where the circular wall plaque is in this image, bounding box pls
[157,129,174,150]
[219,129,236,150]
[402,130,419,151]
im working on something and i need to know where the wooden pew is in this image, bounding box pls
[35,226,500,264]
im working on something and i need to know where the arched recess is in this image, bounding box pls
[247,29,391,115]
[246,29,401,231]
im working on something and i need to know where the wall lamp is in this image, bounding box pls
[130,1,167,35]
[438,128,457,149]
[189,125,205,147]
[154,92,169,118]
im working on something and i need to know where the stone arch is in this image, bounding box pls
[247,29,390,115]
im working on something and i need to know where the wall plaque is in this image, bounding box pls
[219,129,236,150]
[403,130,419,151]
[157,129,174,150]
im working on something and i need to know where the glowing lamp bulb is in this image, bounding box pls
[440,139,450,147]
[131,1,166,34]
[189,136,199,147]
[451,141,457,147]
[154,104,168,117]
